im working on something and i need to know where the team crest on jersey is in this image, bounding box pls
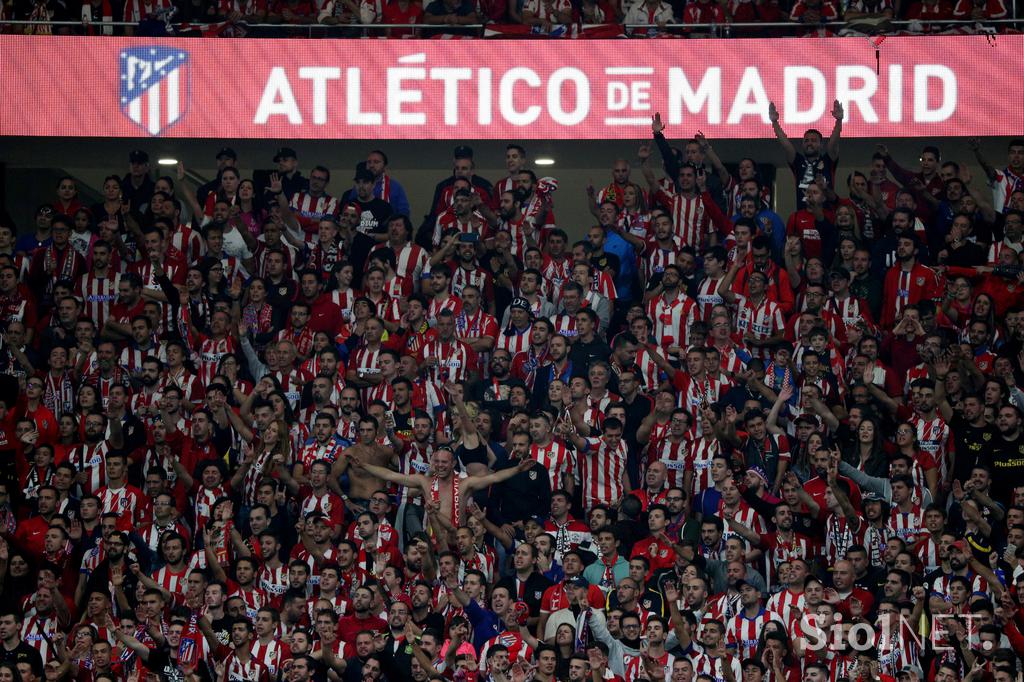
[119,47,190,136]
[529,470,537,480]
[915,277,925,285]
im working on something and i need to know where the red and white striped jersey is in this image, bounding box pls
[432,210,487,248]
[635,347,663,392]
[67,441,109,496]
[915,535,941,573]
[155,564,189,598]
[218,649,271,682]
[250,638,291,677]
[118,346,148,375]
[43,371,75,420]
[823,513,866,566]
[647,292,698,351]
[888,504,926,545]
[497,325,532,356]
[720,502,767,547]
[734,295,785,360]
[647,437,689,489]
[930,572,988,599]
[624,651,674,682]
[579,437,628,511]
[541,256,573,305]
[549,313,577,339]
[689,653,742,682]
[193,485,226,535]
[374,242,429,285]
[398,441,433,504]
[522,0,571,19]
[766,589,805,625]
[349,345,383,395]
[653,190,725,249]
[328,287,356,322]
[727,610,782,661]
[290,191,339,237]
[139,520,189,553]
[530,440,575,491]
[911,414,952,483]
[674,374,730,422]
[501,215,534,259]
[426,294,463,324]
[21,613,59,663]
[259,564,290,602]
[76,272,120,330]
[98,484,150,530]
[170,223,204,264]
[990,166,1023,213]
[688,436,720,493]
[230,583,270,622]
[643,237,683,282]
[706,590,742,624]
[694,275,725,321]
[450,266,494,301]
[240,451,275,506]
[418,339,476,387]
[297,437,346,473]
[825,294,874,330]
[196,335,237,387]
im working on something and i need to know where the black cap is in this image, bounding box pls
[273,146,298,163]
[128,150,149,163]
[216,147,237,160]
[829,266,851,280]
[354,166,375,183]
[453,145,474,159]
[510,297,532,312]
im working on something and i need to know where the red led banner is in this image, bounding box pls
[0,34,1021,139]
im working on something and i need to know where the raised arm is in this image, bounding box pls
[768,102,797,165]
[968,137,999,183]
[826,99,843,161]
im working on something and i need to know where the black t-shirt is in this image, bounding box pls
[949,414,999,484]
[789,152,836,209]
[0,641,42,677]
[146,647,213,682]
[348,197,396,285]
[987,432,1024,501]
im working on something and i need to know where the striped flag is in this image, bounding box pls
[119,46,189,136]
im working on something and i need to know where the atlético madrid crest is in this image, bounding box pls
[119,47,190,136]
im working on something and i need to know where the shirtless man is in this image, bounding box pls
[351,447,533,544]
[330,416,400,513]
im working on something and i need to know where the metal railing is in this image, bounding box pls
[1,16,1019,36]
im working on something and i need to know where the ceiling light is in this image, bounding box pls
[157,158,178,166]
[534,157,555,166]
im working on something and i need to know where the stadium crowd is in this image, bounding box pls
[0,0,1014,39]
[0,109,1024,682]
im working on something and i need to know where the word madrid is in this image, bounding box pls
[253,58,957,129]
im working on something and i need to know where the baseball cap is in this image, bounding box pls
[273,146,297,162]
[510,297,532,312]
[128,150,149,163]
[216,147,237,160]
[949,539,968,554]
[453,145,474,159]
[898,664,924,679]
[304,511,329,524]
[747,466,769,486]
[862,491,884,503]
[829,266,851,280]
